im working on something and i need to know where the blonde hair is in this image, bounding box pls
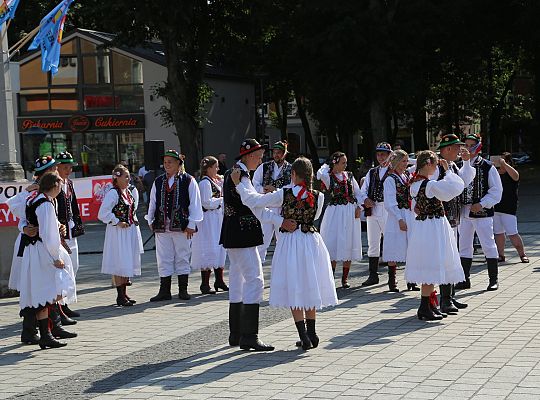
[112,164,130,187]
[415,150,438,171]
[388,150,409,170]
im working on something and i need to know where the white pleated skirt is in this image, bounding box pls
[9,234,22,291]
[269,230,338,310]
[101,224,143,277]
[382,210,412,263]
[191,209,226,270]
[320,203,362,262]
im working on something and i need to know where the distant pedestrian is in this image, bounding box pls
[218,153,228,175]
[494,152,528,263]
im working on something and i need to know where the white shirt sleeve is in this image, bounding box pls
[145,182,157,226]
[98,189,120,225]
[383,178,403,221]
[17,217,28,233]
[187,177,203,229]
[252,164,265,193]
[316,164,331,189]
[458,160,476,188]
[236,180,284,209]
[6,190,30,219]
[480,165,503,209]
[238,176,284,227]
[200,179,222,210]
[358,170,371,205]
[36,201,61,261]
[314,192,325,221]
[352,175,362,204]
[425,170,465,202]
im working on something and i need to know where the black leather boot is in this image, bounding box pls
[123,284,136,304]
[150,276,172,302]
[213,268,229,292]
[295,320,312,350]
[451,284,468,309]
[239,304,274,351]
[486,258,499,291]
[229,302,243,346]
[407,283,420,291]
[439,284,458,314]
[200,270,216,294]
[341,266,351,288]
[20,308,40,345]
[49,305,77,339]
[61,304,80,318]
[56,303,77,325]
[178,274,191,300]
[38,318,66,349]
[116,286,132,307]
[455,257,472,290]
[417,296,443,321]
[362,257,380,286]
[296,319,320,349]
[388,265,399,292]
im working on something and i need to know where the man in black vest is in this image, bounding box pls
[252,140,292,263]
[432,135,475,313]
[220,138,296,351]
[457,134,503,291]
[55,151,85,320]
[147,150,203,301]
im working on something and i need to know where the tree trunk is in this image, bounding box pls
[489,69,516,154]
[370,93,389,146]
[280,99,288,140]
[412,96,428,151]
[294,92,320,170]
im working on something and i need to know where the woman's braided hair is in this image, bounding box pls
[291,157,313,191]
[415,150,438,172]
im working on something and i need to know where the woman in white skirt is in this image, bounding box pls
[191,156,228,294]
[382,149,416,293]
[18,172,77,349]
[317,152,362,288]
[232,157,338,350]
[98,165,144,307]
[405,151,465,321]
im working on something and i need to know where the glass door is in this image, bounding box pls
[84,132,117,176]
[118,132,144,173]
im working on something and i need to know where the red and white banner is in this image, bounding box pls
[0,175,113,227]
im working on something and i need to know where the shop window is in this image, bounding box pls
[118,132,144,171]
[52,56,78,85]
[19,89,49,113]
[115,85,144,111]
[83,54,111,84]
[84,132,118,175]
[83,86,118,110]
[113,52,143,85]
[20,58,48,88]
[50,88,79,111]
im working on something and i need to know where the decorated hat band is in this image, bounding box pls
[163,150,182,161]
[236,138,267,160]
[55,151,78,165]
[273,141,288,151]
[438,134,465,149]
[375,142,392,152]
[35,156,57,172]
[464,133,481,142]
[239,144,264,157]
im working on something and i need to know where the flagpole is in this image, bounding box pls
[0,19,12,42]
[7,24,41,55]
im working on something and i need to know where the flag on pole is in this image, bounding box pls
[28,0,74,75]
[0,0,20,26]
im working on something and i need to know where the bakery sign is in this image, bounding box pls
[17,113,145,133]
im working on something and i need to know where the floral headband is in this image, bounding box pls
[332,154,344,164]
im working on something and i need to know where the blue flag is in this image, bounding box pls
[0,0,21,26]
[28,0,74,75]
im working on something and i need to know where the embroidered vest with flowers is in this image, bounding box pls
[112,188,137,225]
[57,179,85,239]
[201,176,222,212]
[438,164,462,227]
[367,166,388,202]
[152,172,191,232]
[461,157,494,218]
[413,179,445,221]
[386,172,411,210]
[17,195,49,257]
[262,161,292,189]
[279,188,319,233]
[328,171,356,206]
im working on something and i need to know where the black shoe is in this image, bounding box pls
[431,304,447,318]
[486,258,499,291]
[388,266,399,292]
[306,319,319,348]
[38,319,67,349]
[456,257,472,290]
[61,304,80,318]
[126,278,132,286]
[454,279,471,290]
[200,271,216,294]
[178,274,191,300]
[20,308,40,345]
[240,334,275,351]
[213,268,229,291]
[439,284,458,314]
[294,320,312,350]
[417,296,443,321]
[341,267,351,289]
[150,276,172,302]
[239,304,274,351]
[57,304,77,325]
[407,283,420,291]
[229,302,242,346]
[362,257,379,286]
[49,307,77,339]
[116,287,133,306]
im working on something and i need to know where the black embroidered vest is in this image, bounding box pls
[201,177,222,212]
[57,179,84,239]
[279,188,319,233]
[367,166,388,203]
[462,157,494,218]
[112,188,137,225]
[386,173,410,210]
[219,167,263,248]
[17,196,50,257]
[262,161,292,189]
[328,171,356,206]
[152,173,192,232]
[414,180,445,221]
[438,164,461,227]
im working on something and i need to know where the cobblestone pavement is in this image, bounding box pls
[1,183,539,400]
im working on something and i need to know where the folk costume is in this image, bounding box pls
[457,134,503,291]
[98,185,144,306]
[252,141,292,263]
[316,163,362,287]
[220,138,280,352]
[405,169,465,320]
[146,150,203,301]
[382,170,412,291]
[358,142,393,286]
[190,174,228,293]
[432,134,476,313]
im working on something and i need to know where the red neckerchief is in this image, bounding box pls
[297,181,315,208]
[409,173,428,185]
[331,171,351,201]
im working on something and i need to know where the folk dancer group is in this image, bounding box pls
[8,132,528,350]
